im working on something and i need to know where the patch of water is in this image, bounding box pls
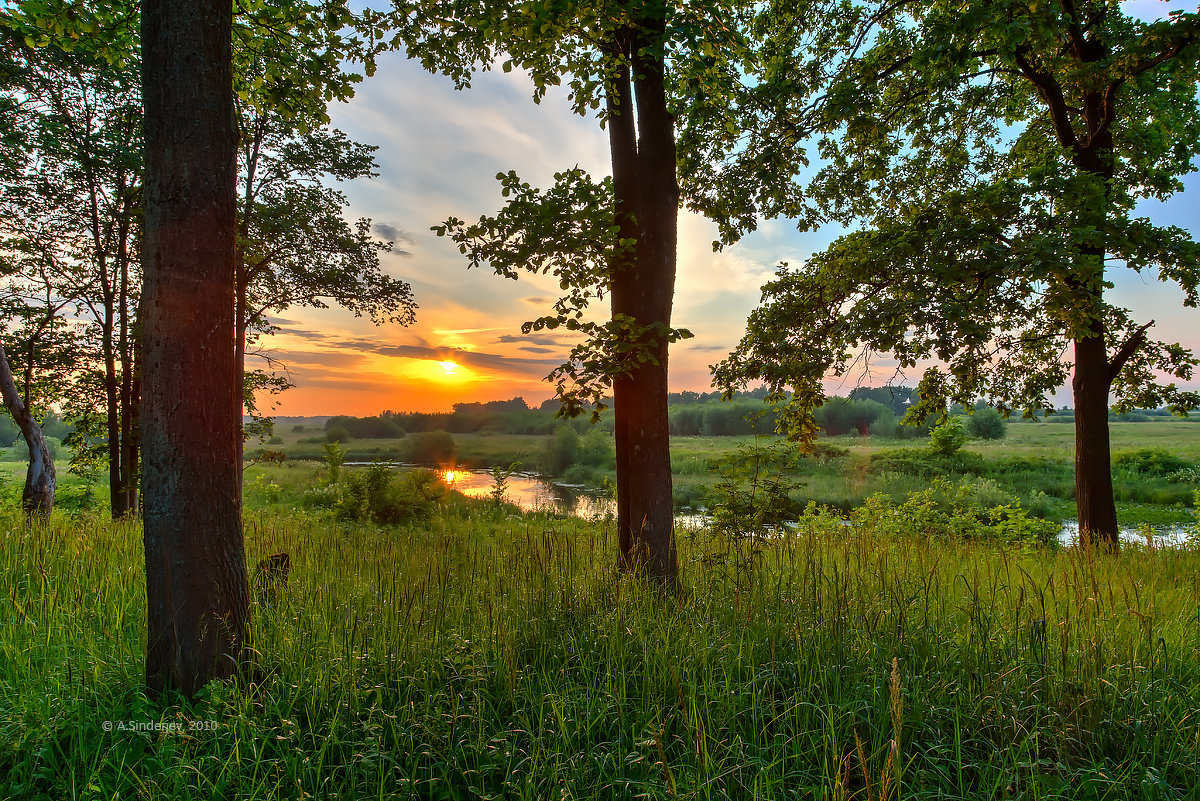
[441,468,615,518]
[1056,520,1194,548]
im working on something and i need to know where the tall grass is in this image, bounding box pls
[2,500,1198,799]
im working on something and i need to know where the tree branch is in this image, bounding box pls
[1108,319,1154,382]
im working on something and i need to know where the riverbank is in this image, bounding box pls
[247,419,1200,528]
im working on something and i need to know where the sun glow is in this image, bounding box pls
[438,360,458,373]
[442,469,459,484]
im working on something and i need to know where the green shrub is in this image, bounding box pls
[851,477,1059,545]
[868,448,985,478]
[408,430,456,465]
[1112,448,1190,476]
[267,435,284,445]
[578,427,613,467]
[336,465,441,525]
[559,463,604,485]
[868,412,899,438]
[292,424,305,432]
[324,425,351,444]
[929,416,967,455]
[541,424,580,475]
[966,407,1007,440]
[710,440,803,538]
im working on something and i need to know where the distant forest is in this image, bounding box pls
[314,386,1198,444]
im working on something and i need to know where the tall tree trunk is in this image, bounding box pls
[1072,330,1119,550]
[606,24,679,581]
[141,0,250,697]
[0,343,56,517]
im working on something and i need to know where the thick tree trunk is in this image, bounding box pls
[141,0,250,697]
[0,343,56,517]
[1072,332,1119,550]
[605,25,679,581]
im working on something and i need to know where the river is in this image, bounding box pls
[396,466,1196,547]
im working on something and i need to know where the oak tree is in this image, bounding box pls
[706,0,1200,550]
[410,0,747,579]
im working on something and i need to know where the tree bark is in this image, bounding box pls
[606,23,679,581]
[141,0,250,697]
[1072,330,1119,550]
[0,342,56,517]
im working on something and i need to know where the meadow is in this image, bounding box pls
[2,419,1198,799]
[253,419,1200,527]
[3,486,1200,800]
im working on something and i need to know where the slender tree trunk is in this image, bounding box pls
[118,229,139,514]
[0,343,56,517]
[141,0,250,697]
[605,24,679,581]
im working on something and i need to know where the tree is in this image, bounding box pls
[233,112,415,438]
[412,0,746,580]
[709,1,1200,550]
[140,0,249,696]
[0,341,58,516]
[1,30,145,516]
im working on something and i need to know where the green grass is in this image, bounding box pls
[2,492,1200,799]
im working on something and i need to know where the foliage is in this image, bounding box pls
[1112,448,1191,477]
[487,462,520,506]
[324,414,404,439]
[709,439,803,540]
[711,1,1200,430]
[929,416,968,456]
[850,478,1060,546]
[323,425,350,444]
[321,441,345,485]
[336,465,441,525]
[966,407,1007,441]
[540,424,580,475]
[407,430,455,466]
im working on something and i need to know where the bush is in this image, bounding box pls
[578,427,614,467]
[851,477,1059,545]
[929,416,967,455]
[267,436,284,445]
[325,426,351,444]
[337,465,441,525]
[292,424,305,433]
[408,430,455,465]
[966,407,1007,440]
[868,412,899,438]
[559,463,604,485]
[1112,448,1190,477]
[541,425,580,475]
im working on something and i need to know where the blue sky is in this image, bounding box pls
[259,3,1200,415]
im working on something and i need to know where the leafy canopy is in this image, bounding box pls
[708,0,1200,432]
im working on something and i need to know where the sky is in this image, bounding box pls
[255,5,1200,417]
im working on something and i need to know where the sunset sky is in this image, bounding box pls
[256,9,1200,417]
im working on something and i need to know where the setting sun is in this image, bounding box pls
[438,360,458,374]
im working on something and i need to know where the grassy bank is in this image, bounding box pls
[2,496,1199,799]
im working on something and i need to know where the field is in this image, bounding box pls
[3,490,1200,799]
[250,419,1200,527]
[1,418,1198,798]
